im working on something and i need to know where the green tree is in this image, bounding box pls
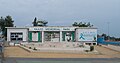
[4,15,14,27]
[0,15,14,38]
[86,22,93,27]
[32,17,37,26]
[101,33,109,40]
[42,20,48,26]
[37,20,48,26]
[72,22,93,27]
[0,17,5,32]
[32,17,48,26]
[72,22,78,26]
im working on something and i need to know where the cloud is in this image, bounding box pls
[0,0,120,37]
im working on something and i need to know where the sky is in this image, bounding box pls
[0,0,120,37]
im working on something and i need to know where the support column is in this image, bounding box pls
[62,32,65,41]
[7,30,10,41]
[42,31,44,43]
[60,31,62,42]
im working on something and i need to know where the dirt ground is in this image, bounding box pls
[4,46,120,58]
[95,46,120,58]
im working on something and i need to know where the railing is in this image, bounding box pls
[98,41,120,46]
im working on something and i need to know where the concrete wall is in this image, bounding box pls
[102,45,120,52]
[7,28,28,41]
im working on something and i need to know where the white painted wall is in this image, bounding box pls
[7,28,28,41]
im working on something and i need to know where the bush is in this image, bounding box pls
[73,44,75,47]
[90,46,94,51]
[53,45,55,47]
[66,45,69,47]
[79,45,84,47]
[85,50,89,52]
[33,47,37,50]
[29,47,31,49]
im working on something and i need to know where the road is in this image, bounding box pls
[2,58,120,63]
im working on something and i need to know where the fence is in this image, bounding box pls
[97,37,120,46]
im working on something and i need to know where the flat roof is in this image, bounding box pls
[5,26,97,29]
[5,27,29,29]
[75,27,97,29]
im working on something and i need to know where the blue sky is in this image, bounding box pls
[0,0,120,37]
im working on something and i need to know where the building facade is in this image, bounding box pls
[6,26,97,45]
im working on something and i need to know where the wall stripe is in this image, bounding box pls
[72,32,75,42]
[29,32,32,42]
[38,32,41,42]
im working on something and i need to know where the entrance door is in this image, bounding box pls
[32,32,38,41]
[62,31,75,42]
[51,32,60,42]
[44,32,60,42]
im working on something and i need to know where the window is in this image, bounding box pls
[10,33,23,41]
[44,32,60,42]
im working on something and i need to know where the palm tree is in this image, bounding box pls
[32,17,37,26]
[32,17,48,26]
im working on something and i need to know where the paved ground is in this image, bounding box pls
[95,46,120,58]
[4,46,120,58]
[1,46,120,63]
[4,46,113,58]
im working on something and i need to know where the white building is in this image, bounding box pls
[6,26,97,45]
